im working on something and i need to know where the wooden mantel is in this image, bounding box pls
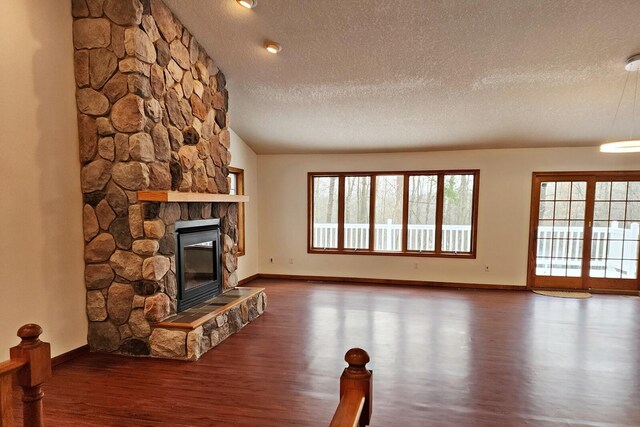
[137,191,249,203]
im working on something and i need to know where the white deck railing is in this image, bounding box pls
[535,221,639,278]
[313,220,470,252]
[313,220,639,278]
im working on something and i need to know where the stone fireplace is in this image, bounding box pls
[72,0,265,360]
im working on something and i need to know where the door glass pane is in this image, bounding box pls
[593,202,610,220]
[344,176,371,249]
[624,221,640,240]
[571,202,585,219]
[407,175,437,251]
[571,182,587,200]
[610,202,626,221]
[623,261,638,279]
[374,175,403,251]
[611,182,628,200]
[622,222,639,279]
[551,258,567,276]
[554,201,570,219]
[567,258,582,277]
[605,259,622,278]
[538,219,554,231]
[569,220,584,229]
[567,239,584,259]
[539,201,555,219]
[628,182,640,200]
[441,174,474,253]
[590,181,639,279]
[536,181,586,277]
[552,239,568,257]
[540,182,556,200]
[553,221,569,237]
[595,182,611,200]
[312,176,339,249]
[556,182,571,200]
[591,237,607,258]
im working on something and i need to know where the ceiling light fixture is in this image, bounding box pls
[600,54,640,153]
[264,41,282,54]
[236,0,257,9]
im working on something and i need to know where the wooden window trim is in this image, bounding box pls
[308,169,480,258]
[229,167,245,257]
[338,176,345,250]
[401,174,409,253]
[434,174,444,253]
[368,177,376,251]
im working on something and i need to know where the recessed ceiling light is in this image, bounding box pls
[236,0,257,9]
[264,41,282,54]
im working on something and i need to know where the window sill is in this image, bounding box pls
[307,248,476,259]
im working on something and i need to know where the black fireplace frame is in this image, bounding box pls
[175,219,222,312]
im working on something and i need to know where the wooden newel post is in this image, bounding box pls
[9,324,51,427]
[340,348,372,426]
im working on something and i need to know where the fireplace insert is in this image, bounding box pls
[175,219,222,311]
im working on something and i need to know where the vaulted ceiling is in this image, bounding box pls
[164,0,640,154]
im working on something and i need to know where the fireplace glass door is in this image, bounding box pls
[183,238,215,292]
[176,219,222,311]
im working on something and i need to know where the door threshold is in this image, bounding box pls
[588,288,639,296]
[530,287,639,296]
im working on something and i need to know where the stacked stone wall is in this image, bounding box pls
[71,0,239,356]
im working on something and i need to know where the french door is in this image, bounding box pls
[528,172,640,291]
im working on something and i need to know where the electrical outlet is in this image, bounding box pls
[484,265,490,272]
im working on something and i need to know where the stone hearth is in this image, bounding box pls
[151,287,266,360]
[71,0,263,360]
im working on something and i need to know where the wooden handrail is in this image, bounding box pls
[330,348,373,427]
[0,324,51,427]
[0,361,27,378]
[330,390,365,427]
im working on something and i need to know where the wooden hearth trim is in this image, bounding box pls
[137,191,249,203]
[153,287,264,330]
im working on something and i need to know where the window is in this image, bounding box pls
[375,175,404,251]
[408,175,437,251]
[308,170,479,257]
[312,176,339,248]
[228,167,245,256]
[344,176,371,249]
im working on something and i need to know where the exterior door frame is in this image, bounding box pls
[527,171,640,291]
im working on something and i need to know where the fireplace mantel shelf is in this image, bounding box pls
[137,191,249,203]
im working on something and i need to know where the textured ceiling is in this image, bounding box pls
[164,0,640,154]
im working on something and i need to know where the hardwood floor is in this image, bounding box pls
[15,279,640,426]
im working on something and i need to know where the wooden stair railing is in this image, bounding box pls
[0,324,51,427]
[330,348,372,427]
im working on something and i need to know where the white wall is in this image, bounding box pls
[0,0,85,358]
[230,129,259,280]
[258,147,640,286]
